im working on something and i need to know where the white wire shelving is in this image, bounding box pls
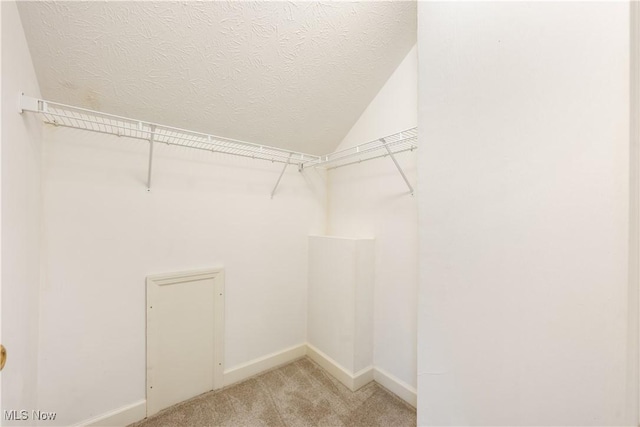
[19,94,418,196]
[20,95,317,166]
[303,127,417,171]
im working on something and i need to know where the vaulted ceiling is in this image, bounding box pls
[17,1,416,155]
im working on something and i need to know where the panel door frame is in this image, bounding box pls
[146,267,225,417]
[633,1,640,423]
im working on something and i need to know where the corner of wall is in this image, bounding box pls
[1,0,44,418]
[324,42,418,392]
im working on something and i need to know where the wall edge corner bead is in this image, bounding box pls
[19,93,417,195]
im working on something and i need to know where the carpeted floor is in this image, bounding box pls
[131,357,416,427]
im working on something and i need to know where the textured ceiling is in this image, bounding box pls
[17,1,416,155]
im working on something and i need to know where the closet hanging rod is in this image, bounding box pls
[19,94,320,166]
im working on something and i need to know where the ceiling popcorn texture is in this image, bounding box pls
[17,1,416,155]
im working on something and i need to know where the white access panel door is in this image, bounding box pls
[146,268,224,417]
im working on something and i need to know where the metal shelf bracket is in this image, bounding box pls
[381,138,415,196]
[19,93,41,114]
[271,153,293,199]
[147,125,156,192]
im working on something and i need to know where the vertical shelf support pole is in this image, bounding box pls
[271,153,293,199]
[381,138,415,196]
[147,125,156,192]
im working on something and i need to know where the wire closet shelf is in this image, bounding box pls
[19,94,418,195]
[302,127,417,170]
[20,96,318,166]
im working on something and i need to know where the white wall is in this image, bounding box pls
[37,127,326,426]
[308,236,374,375]
[0,1,43,423]
[418,2,632,425]
[327,46,417,390]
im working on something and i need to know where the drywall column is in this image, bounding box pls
[327,46,417,403]
[1,0,43,421]
[307,236,374,390]
[417,2,632,426]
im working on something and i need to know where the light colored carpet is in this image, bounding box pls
[131,357,416,427]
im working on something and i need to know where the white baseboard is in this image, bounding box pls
[373,367,417,408]
[76,399,146,427]
[352,365,375,390]
[305,344,374,392]
[74,345,306,427]
[223,343,307,387]
[74,344,414,427]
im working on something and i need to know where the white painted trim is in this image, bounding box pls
[76,344,414,427]
[146,267,225,417]
[211,269,225,389]
[75,399,146,427]
[223,344,306,387]
[146,268,221,286]
[373,367,417,408]
[306,343,373,391]
[353,365,375,391]
[633,1,640,423]
[306,344,355,389]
